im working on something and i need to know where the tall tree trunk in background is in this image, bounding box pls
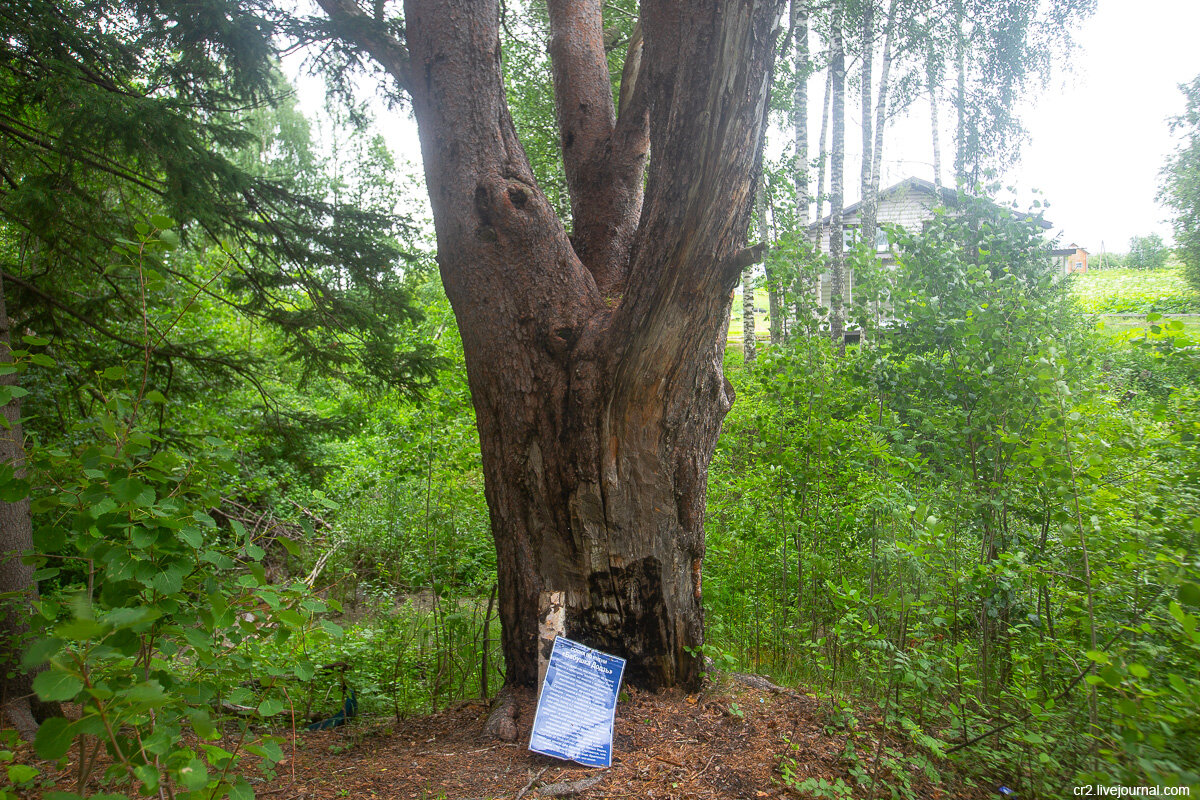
[814,60,832,229]
[928,59,944,194]
[745,184,765,362]
[860,0,874,229]
[813,53,832,313]
[0,272,39,741]
[953,0,967,185]
[862,0,897,246]
[791,0,810,330]
[828,0,846,347]
[743,265,757,362]
[793,0,810,226]
[323,0,783,691]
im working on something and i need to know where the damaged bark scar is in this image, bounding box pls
[544,325,578,359]
[507,185,529,209]
[473,183,497,240]
[692,557,702,602]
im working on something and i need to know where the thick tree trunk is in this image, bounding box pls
[828,2,847,347]
[389,0,781,690]
[0,273,40,741]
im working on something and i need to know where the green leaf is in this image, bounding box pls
[29,353,56,367]
[6,763,38,785]
[132,762,160,791]
[124,680,167,705]
[1128,663,1150,679]
[257,698,284,717]
[150,214,176,230]
[227,777,254,800]
[176,757,208,790]
[21,335,50,347]
[33,717,74,760]
[56,617,105,640]
[1180,582,1200,606]
[103,606,159,630]
[152,568,184,596]
[21,637,63,669]
[178,527,204,548]
[1085,650,1110,665]
[33,669,83,702]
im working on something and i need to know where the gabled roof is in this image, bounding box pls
[808,175,1052,231]
[842,176,958,218]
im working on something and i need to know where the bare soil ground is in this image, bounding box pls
[17,674,994,799]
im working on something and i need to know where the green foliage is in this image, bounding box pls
[710,192,1200,793]
[0,0,438,400]
[1126,234,1170,271]
[1160,73,1200,290]
[10,225,343,799]
[1070,267,1200,315]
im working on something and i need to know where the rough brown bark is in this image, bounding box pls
[329,0,783,691]
[0,272,40,740]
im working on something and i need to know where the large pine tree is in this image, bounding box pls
[315,0,783,693]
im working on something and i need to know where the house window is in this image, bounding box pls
[875,227,889,252]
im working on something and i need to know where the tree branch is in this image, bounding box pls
[314,0,413,94]
[545,0,646,296]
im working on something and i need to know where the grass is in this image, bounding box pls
[1069,266,1200,315]
[728,286,772,343]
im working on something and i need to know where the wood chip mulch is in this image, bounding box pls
[19,674,997,799]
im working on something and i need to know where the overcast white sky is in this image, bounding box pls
[1000,0,1200,253]
[835,0,1200,254]
[297,0,1200,256]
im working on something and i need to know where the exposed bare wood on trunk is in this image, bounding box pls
[828,2,847,346]
[385,0,782,691]
[536,590,566,694]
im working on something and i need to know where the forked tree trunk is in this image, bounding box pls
[330,0,782,690]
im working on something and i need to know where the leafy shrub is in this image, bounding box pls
[1126,233,1170,270]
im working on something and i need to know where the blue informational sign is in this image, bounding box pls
[528,636,626,768]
